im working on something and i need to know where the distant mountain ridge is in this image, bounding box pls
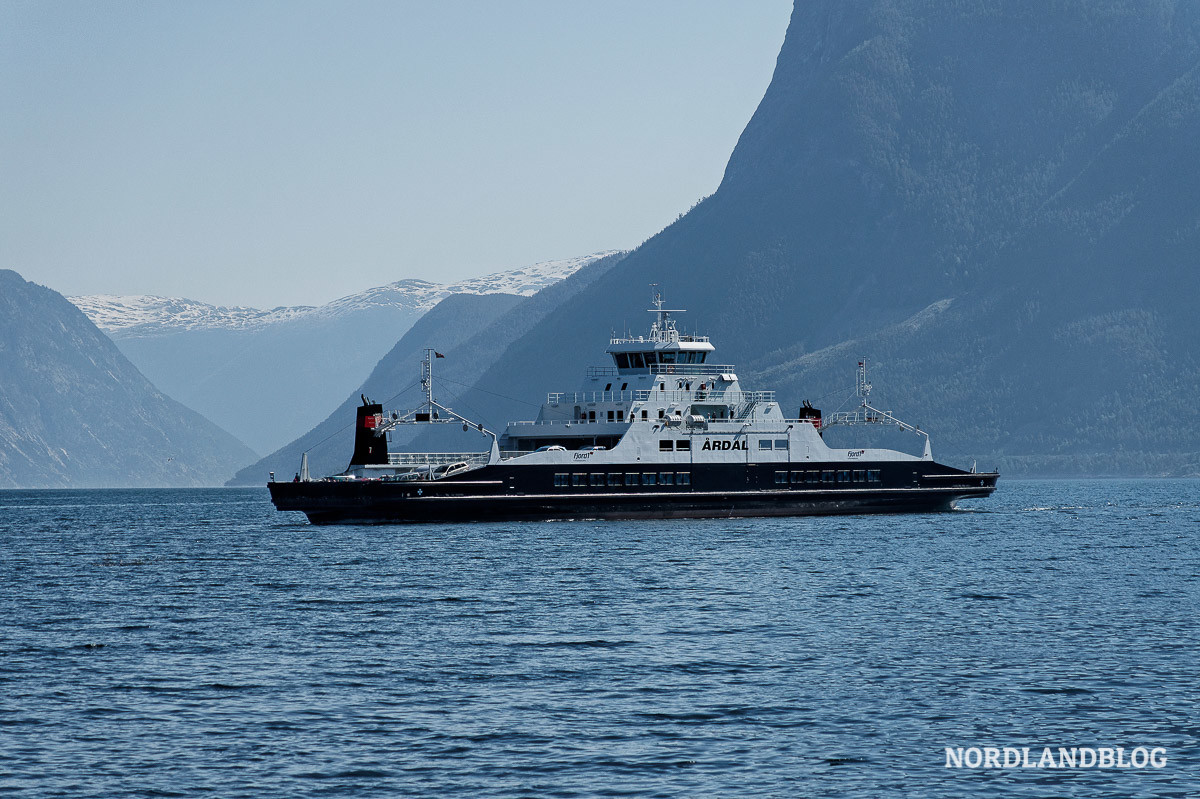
[71,253,615,338]
[65,252,617,455]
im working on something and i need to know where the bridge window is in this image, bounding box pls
[645,353,658,366]
[676,439,690,451]
[572,473,586,487]
[659,440,673,451]
[659,352,676,364]
[554,473,568,487]
[608,473,622,486]
[614,353,630,369]
[677,472,691,485]
[630,353,645,369]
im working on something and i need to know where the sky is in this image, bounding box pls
[1,1,792,308]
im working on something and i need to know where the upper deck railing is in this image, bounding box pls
[546,389,775,405]
[586,363,736,378]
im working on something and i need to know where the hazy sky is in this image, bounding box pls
[2,1,792,308]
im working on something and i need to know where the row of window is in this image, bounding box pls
[774,469,882,485]
[553,472,692,488]
[758,439,790,450]
[613,352,708,369]
[658,439,692,451]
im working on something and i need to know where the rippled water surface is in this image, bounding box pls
[2,480,1198,797]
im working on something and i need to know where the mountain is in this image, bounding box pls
[0,270,256,487]
[227,252,627,484]
[401,0,1200,477]
[70,253,615,455]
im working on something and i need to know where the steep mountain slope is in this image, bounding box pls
[0,270,256,487]
[71,253,615,455]
[228,252,627,484]
[420,0,1200,476]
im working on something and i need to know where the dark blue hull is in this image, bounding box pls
[269,460,998,524]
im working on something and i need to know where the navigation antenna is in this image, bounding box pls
[856,359,872,406]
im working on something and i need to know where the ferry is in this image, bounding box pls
[268,294,997,523]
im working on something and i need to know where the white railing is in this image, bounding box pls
[387,452,491,466]
[545,388,774,405]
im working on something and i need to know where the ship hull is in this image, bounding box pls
[268,461,998,525]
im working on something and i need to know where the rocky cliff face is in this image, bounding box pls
[419,0,1200,475]
[0,270,256,487]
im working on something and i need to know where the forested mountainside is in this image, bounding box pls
[409,0,1200,476]
[0,270,255,487]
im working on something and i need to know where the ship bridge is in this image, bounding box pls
[604,294,715,372]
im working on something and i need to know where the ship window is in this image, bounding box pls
[641,410,648,420]
[604,383,612,392]
[625,473,639,486]
[775,439,788,449]
[660,472,674,485]
[659,440,673,451]
[775,471,787,485]
[614,353,630,369]
[822,470,835,483]
[588,411,596,422]
[659,382,665,391]
[758,439,773,450]
[677,472,690,485]
[853,470,866,483]
[608,473,622,486]
[868,469,881,483]
[642,473,657,486]
[572,473,586,487]
[790,471,802,483]
[658,409,664,419]
[621,383,628,391]
[607,411,614,422]
[807,471,819,484]
[554,473,568,487]
[590,473,604,486]
[659,352,676,364]
[617,410,624,421]
[837,470,851,483]
[676,439,690,451]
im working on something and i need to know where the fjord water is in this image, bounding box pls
[2,482,1197,798]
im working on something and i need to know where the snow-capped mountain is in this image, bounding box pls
[65,251,621,456]
[71,253,616,338]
